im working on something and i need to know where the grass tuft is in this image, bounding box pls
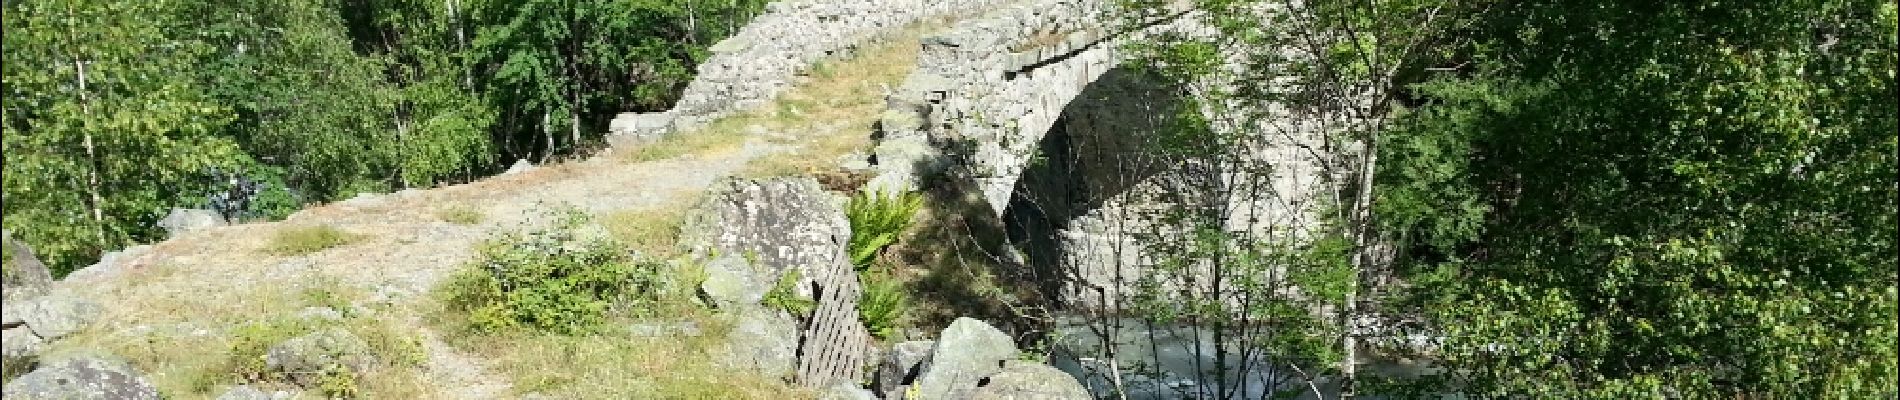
[266,225,362,256]
[600,197,696,258]
[436,205,486,225]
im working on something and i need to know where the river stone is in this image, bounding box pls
[17,294,102,341]
[717,307,798,380]
[1,356,159,400]
[914,318,1019,400]
[264,328,375,388]
[875,340,935,397]
[970,360,1090,400]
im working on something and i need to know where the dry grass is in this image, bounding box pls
[600,195,699,258]
[265,225,363,256]
[435,312,809,399]
[41,279,433,399]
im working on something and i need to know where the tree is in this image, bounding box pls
[1377,0,1899,397]
[466,0,763,161]
[2,0,248,274]
[1067,0,1469,398]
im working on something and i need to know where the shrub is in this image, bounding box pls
[858,269,909,340]
[844,190,923,270]
[266,225,361,256]
[442,211,662,334]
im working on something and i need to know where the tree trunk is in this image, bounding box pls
[541,110,554,163]
[449,0,472,91]
[686,0,699,45]
[1340,118,1381,400]
[75,58,107,248]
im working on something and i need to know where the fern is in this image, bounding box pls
[845,190,923,270]
[857,270,909,340]
[761,269,816,316]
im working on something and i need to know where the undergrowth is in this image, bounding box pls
[859,268,910,340]
[441,210,669,334]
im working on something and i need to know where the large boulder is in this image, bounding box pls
[2,230,54,304]
[1,355,159,400]
[678,177,851,300]
[156,208,227,238]
[716,307,799,380]
[913,318,1020,400]
[16,294,102,341]
[264,328,375,388]
[875,340,936,397]
[970,361,1090,400]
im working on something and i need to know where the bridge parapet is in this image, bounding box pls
[608,0,1003,145]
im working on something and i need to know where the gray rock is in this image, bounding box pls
[214,385,270,400]
[819,381,878,400]
[717,307,799,380]
[18,294,102,341]
[914,318,1019,400]
[970,361,1090,400]
[157,208,227,238]
[1,355,159,400]
[678,177,852,300]
[876,340,936,397]
[62,243,151,283]
[607,112,677,143]
[296,306,344,322]
[698,254,767,308]
[504,159,536,175]
[2,230,54,304]
[264,328,375,388]
[709,36,755,53]
[839,152,874,172]
[2,327,44,379]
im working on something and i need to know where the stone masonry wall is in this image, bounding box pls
[607,0,1003,144]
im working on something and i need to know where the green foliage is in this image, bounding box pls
[317,364,360,398]
[443,210,663,334]
[845,190,924,270]
[2,0,250,275]
[2,0,766,275]
[266,225,363,256]
[760,269,815,317]
[466,0,766,158]
[1377,0,1900,397]
[857,269,910,340]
